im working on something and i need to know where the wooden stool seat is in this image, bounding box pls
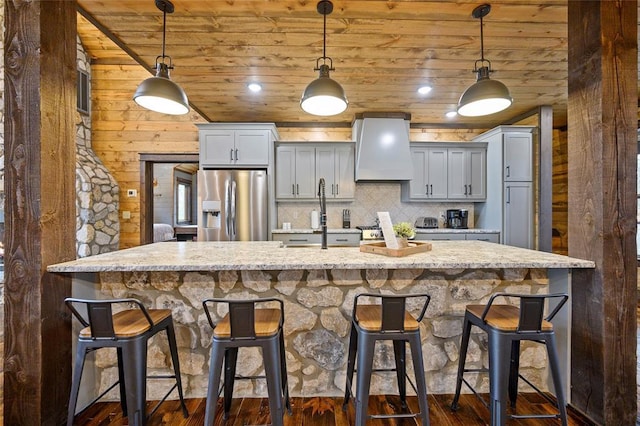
[79,309,172,338]
[466,305,553,331]
[213,308,281,338]
[355,305,420,331]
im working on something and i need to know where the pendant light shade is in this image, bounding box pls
[300,0,348,116]
[133,0,189,115]
[457,4,512,117]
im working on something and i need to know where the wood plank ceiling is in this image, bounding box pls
[75,0,635,129]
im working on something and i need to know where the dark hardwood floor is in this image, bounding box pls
[73,393,594,425]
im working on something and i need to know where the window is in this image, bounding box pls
[77,70,90,114]
[176,178,192,224]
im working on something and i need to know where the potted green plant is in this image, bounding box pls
[393,222,416,247]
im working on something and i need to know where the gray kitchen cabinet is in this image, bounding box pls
[402,143,485,201]
[504,132,533,181]
[474,126,536,249]
[273,231,360,246]
[198,124,278,167]
[414,231,499,242]
[447,147,486,200]
[402,145,448,201]
[315,144,355,200]
[275,145,316,199]
[504,182,533,249]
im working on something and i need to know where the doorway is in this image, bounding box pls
[139,153,199,245]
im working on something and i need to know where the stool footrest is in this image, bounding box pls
[370,412,418,420]
[73,380,121,418]
[511,413,560,420]
[148,383,179,419]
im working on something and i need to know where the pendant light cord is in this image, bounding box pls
[322,5,327,63]
[161,4,167,59]
[479,14,484,62]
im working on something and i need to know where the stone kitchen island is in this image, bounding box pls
[48,241,594,403]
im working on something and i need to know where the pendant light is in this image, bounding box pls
[133,0,190,115]
[300,0,348,116]
[457,4,512,117]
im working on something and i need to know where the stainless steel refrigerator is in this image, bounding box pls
[197,169,268,241]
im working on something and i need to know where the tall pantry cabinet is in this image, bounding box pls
[474,126,536,249]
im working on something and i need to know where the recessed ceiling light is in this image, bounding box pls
[417,85,432,95]
[445,111,458,118]
[247,83,262,93]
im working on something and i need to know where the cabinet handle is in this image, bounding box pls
[335,184,339,195]
[230,149,234,161]
[464,184,468,195]
[331,184,335,195]
[296,184,299,195]
[290,238,309,242]
[235,149,239,161]
[506,165,510,177]
[425,184,429,195]
[430,184,433,195]
[506,186,511,203]
[292,184,295,196]
[468,184,472,195]
[335,238,348,242]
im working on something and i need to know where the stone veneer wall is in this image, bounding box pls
[94,267,551,400]
[75,37,120,257]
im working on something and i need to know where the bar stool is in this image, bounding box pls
[65,297,188,426]
[343,292,431,425]
[203,297,291,426]
[451,292,569,426]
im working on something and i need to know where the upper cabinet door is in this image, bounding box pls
[503,133,533,181]
[200,130,236,166]
[334,145,355,199]
[295,146,317,199]
[234,130,270,166]
[447,149,467,199]
[466,148,486,200]
[275,145,297,199]
[426,148,448,199]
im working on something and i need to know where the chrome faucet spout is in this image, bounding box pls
[318,178,327,249]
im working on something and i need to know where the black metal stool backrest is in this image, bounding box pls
[202,297,284,340]
[64,297,154,340]
[353,293,431,333]
[480,292,569,333]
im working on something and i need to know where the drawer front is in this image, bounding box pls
[415,233,466,241]
[465,233,500,243]
[327,233,361,246]
[272,234,322,246]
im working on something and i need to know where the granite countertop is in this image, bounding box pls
[272,228,361,234]
[47,241,594,273]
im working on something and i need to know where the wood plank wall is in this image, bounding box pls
[90,64,205,248]
[552,128,568,255]
[90,63,567,251]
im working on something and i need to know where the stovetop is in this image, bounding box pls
[356,225,380,231]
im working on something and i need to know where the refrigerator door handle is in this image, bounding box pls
[230,179,237,238]
[225,181,231,235]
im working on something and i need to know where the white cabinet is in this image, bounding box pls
[403,146,448,200]
[473,126,536,248]
[504,182,534,249]
[316,144,355,200]
[447,147,486,200]
[198,124,278,167]
[414,231,499,242]
[402,143,486,201]
[276,142,355,201]
[275,145,316,199]
[504,132,533,181]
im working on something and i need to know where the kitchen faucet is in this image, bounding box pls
[318,178,327,249]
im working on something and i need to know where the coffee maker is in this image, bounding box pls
[446,209,469,229]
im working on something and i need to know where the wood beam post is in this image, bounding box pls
[567,1,637,424]
[4,0,76,423]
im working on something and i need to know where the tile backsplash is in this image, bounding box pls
[277,182,474,229]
